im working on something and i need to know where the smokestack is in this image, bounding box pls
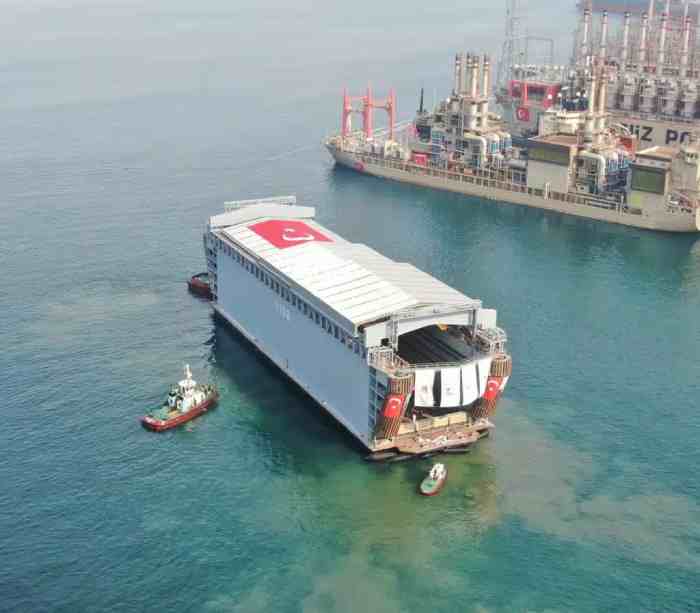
[596,71,607,138]
[482,55,491,128]
[482,55,491,97]
[471,55,479,98]
[599,11,609,61]
[460,52,468,94]
[463,55,472,97]
[454,53,462,95]
[585,71,596,144]
[639,12,649,68]
[581,9,591,63]
[622,11,631,66]
[682,17,692,76]
[588,70,597,117]
[658,13,668,68]
[468,57,478,129]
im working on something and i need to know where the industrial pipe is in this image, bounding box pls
[581,8,591,63]
[600,11,609,61]
[482,55,491,128]
[598,70,606,115]
[585,71,596,144]
[639,12,649,68]
[482,55,491,97]
[464,55,472,98]
[464,134,488,166]
[597,69,607,136]
[588,70,597,116]
[580,150,607,188]
[454,53,462,95]
[681,17,692,76]
[460,52,468,94]
[621,11,631,66]
[658,13,668,68]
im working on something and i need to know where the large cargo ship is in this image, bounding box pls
[204,197,512,459]
[498,2,700,147]
[325,54,700,232]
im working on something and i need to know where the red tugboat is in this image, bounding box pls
[187,272,212,299]
[141,365,218,432]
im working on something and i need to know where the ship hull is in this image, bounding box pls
[327,146,700,233]
[210,279,497,457]
[419,469,448,496]
[211,302,373,450]
[141,392,219,431]
[205,199,511,458]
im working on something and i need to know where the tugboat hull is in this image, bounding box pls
[419,467,448,496]
[141,392,219,432]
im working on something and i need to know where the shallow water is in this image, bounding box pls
[2,1,700,611]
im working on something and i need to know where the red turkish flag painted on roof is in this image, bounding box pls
[249,220,333,250]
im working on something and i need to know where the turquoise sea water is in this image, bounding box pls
[3,1,700,611]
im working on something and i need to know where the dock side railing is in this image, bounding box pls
[352,151,640,213]
[367,347,411,374]
[224,195,297,212]
[368,347,491,374]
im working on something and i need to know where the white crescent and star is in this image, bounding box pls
[282,228,316,243]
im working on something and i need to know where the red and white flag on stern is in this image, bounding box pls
[383,394,405,418]
[483,377,502,402]
[516,106,531,122]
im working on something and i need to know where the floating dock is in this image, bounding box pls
[203,196,512,456]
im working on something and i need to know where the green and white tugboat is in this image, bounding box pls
[419,463,448,496]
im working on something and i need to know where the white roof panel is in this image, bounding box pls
[212,202,480,330]
[209,204,316,230]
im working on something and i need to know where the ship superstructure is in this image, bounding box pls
[499,1,700,147]
[325,53,700,231]
[204,197,512,459]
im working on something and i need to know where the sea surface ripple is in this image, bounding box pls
[2,1,700,611]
